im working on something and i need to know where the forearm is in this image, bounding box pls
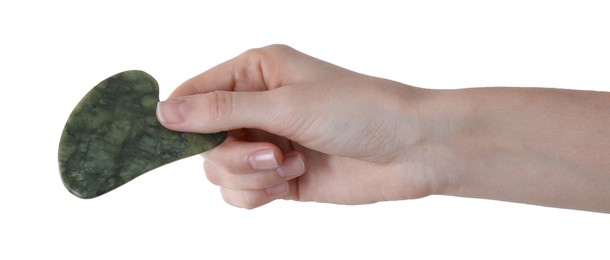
[432,87,610,213]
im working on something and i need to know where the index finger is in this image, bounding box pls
[168,45,291,98]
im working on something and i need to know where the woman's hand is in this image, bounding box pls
[156,45,447,208]
[158,44,610,213]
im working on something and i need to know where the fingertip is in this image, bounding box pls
[155,101,166,124]
[277,151,306,178]
[248,148,279,170]
[156,99,187,125]
[203,138,284,174]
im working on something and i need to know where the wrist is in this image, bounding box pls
[411,88,485,197]
[385,87,472,198]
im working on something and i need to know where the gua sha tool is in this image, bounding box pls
[58,70,226,199]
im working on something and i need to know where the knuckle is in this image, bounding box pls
[241,44,293,62]
[207,91,233,121]
[241,194,263,209]
[241,173,268,190]
[264,44,293,54]
[238,44,296,90]
[249,172,279,189]
[265,44,294,53]
[221,189,261,210]
[203,161,222,186]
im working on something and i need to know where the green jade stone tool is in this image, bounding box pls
[58,70,226,199]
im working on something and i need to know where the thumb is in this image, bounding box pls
[156,90,282,134]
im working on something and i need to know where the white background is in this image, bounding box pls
[1,0,609,259]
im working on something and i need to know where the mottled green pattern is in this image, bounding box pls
[58,70,226,199]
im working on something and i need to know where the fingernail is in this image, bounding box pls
[266,182,289,195]
[248,149,278,170]
[156,100,187,124]
[277,154,305,178]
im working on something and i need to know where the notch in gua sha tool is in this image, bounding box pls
[58,70,226,199]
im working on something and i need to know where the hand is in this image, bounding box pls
[157,45,610,213]
[156,45,445,209]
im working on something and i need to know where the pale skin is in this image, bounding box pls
[157,44,610,213]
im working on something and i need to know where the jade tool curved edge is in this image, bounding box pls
[58,70,226,199]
